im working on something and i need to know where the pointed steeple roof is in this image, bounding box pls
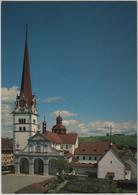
[20,25,33,107]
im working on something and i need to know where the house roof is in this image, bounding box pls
[2,138,13,152]
[58,133,78,144]
[69,162,97,168]
[42,132,62,144]
[75,141,116,155]
[42,131,78,145]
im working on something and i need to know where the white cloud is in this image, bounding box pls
[53,110,77,118]
[2,86,19,102]
[2,86,19,138]
[87,120,137,136]
[41,96,64,103]
[63,119,80,126]
[59,118,137,136]
[51,108,136,136]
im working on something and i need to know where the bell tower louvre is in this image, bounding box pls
[13,26,38,151]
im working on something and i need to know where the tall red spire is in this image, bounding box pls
[20,25,33,107]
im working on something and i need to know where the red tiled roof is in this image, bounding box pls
[2,138,13,152]
[64,151,74,158]
[75,141,116,155]
[58,133,78,144]
[69,162,97,168]
[42,132,62,144]
[42,132,78,145]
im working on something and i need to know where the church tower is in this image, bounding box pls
[52,114,67,134]
[13,26,38,151]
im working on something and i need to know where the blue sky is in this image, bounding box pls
[2,1,137,137]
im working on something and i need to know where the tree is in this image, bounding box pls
[55,157,69,174]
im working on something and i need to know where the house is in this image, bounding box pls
[122,157,137,180]
[74,141,116,164]
[97,147,131,180]
[2,138,13,167]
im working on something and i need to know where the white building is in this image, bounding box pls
[97,147,131,180]
[74,141,116,164]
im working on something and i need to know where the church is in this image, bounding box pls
[12,28,132,180]
[12,28,78,175]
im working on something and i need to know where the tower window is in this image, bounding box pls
[19,118,26,124]
[33,119,35,124]
[19,127,22,131]
[23,127,26,131]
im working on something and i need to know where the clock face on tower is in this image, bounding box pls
[19,99,26,107]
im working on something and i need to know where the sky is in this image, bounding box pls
[1,1,137,138]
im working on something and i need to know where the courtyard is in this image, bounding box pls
[2,174,53,193]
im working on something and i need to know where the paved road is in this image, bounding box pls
[2,174,53,193]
